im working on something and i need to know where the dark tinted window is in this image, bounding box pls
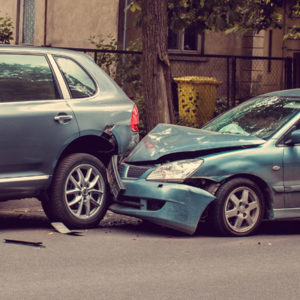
[55,57,96,98]
[0,54,59,102]
[184,26,198,51]
[168,29,178,49]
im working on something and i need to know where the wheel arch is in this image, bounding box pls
[217,173,273,219]
[51,134,117,177]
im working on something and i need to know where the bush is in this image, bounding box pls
[0,13,13,44]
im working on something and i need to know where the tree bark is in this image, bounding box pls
[141,0,176,132]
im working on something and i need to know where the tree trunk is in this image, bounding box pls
[141,0,176,132]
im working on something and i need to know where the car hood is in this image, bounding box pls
[125,124,265,163]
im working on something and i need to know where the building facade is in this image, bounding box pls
[1,0,300,100]
[0,0,119,48]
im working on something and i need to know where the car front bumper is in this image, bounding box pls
[108,175,216,235]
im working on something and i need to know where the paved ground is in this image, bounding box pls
[1,198,300,300]
[0,198,142,233]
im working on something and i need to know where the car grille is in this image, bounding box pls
[118,164,152,178]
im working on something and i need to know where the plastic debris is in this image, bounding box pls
[4,239,45,248]
[51,222,83,236]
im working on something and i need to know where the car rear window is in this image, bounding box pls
[55,57,97,98]
[0,54,59,102]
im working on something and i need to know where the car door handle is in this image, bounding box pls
[54,114,73,124]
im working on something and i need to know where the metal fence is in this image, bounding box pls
[169,53,292,109]
[63,47,293,110]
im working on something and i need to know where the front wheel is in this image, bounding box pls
[44,153,109,228]
[211,178,264,236]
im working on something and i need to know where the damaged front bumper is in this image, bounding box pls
[107,156,215,235]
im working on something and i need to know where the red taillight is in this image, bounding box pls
[130,104,139,132]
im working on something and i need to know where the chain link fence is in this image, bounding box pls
[63,47,293,118]
[169,53,291,110]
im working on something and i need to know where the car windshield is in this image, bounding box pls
[203,95,300,139]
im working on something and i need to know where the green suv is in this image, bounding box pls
[0,46,139,228]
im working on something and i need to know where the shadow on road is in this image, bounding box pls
[1,204,300,237]
[257,220,300,235]
[103,218,300,237]
[0,213,50,230]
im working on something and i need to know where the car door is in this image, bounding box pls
[0,52,78,198]
[283,120,300,208]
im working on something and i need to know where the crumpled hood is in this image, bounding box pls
[125,124,265,163]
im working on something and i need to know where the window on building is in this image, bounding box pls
[0,54,59,102]
[22,0,35,44]
[55,57,97,99]
[168,27,204,53]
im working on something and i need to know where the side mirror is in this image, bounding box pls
[289,129,300,145]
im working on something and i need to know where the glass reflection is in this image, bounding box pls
[55,57,96,99]
[0,54,58,102]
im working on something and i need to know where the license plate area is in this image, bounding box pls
[107,155,125,200]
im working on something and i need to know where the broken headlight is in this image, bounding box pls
[146,159,204,182]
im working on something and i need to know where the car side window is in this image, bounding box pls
[281,119,300,146]
[55,57,96,98]
[0,54,59,102]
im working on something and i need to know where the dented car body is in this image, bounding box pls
[108,89,300,236]
[0,46,139,228]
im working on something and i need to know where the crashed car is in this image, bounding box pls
[0,46,139,228]
[107,89,300,236]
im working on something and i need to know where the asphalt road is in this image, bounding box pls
[1,198,300,300]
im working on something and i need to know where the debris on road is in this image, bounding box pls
[4,239,45,248]
[51,222,84,236]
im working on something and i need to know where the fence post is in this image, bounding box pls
[231,57,236,107]
[285,57,293,89]
[226,57,230,109]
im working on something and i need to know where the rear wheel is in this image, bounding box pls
[43,153,109,228]
[211,178,264,236]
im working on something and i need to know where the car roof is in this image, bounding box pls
[0,45,90,59]
[260,88,300,98]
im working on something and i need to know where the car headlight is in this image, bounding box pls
[146,159,203,182]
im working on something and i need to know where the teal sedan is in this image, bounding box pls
[107,89,300,236]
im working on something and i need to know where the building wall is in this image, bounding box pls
[0,0,119,48]
[0,1,18,40]
[204,32,245,56]
[45,0,119,47]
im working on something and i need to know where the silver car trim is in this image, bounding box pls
[0,175,49,183]
[273,208,300,219]
[47,54,71,99]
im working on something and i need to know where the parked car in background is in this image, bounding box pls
[0,46,139,228]
[108,89,300,236]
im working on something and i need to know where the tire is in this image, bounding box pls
[45,153,109,228]
[40,192,57,221]
[211,178,264,237]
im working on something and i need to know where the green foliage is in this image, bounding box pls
[129,0,287,35]
[167,0,282,35]
[89,35,119,78]
[290,0,300,17]
[284,1,300,39]
[284,25,300,40]
[127,0,141,13]
[0,13,13,44]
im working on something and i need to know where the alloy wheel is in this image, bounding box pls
[64,163,105,219]
[224,186,260,234]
